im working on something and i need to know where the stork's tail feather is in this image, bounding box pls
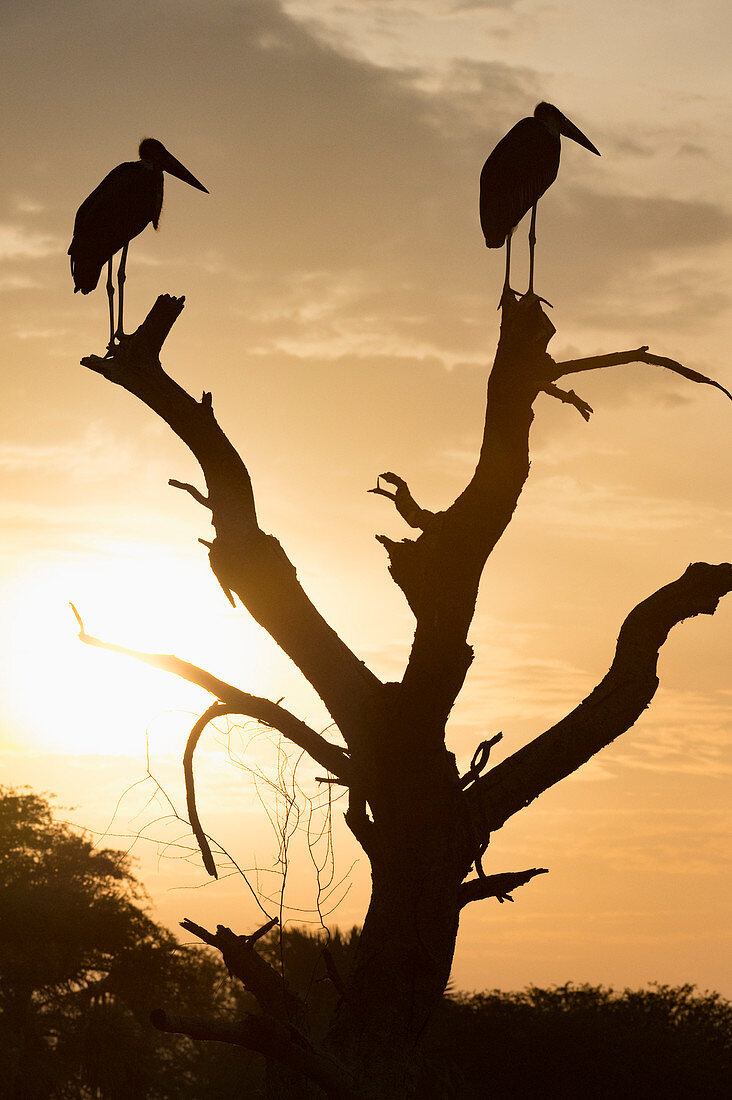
[68,246,103,294]
[483,230,508,249]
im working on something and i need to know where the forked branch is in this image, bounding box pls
[180,916,303,1022]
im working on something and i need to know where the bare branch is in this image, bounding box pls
[71,605,351,781]
[184,702,235,878]
[81,295,384,740]
[180,916,303,1022]
[368,472,436,531]
[379,302,729,733]
[459,867,548,908]
[169,478,211,508]
[540,381,593,421]
[553,346,732,401]
[151,1007,364,1099]
[468,562,732,837]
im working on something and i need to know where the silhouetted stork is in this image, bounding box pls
[69,139,208,349]
[480,103,600,300]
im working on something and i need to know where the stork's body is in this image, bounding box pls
[69,139,208,349]
[479,103,600,300]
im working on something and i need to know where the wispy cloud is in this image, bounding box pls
[0,224,59,261]
[0,424,133,477]
[604,688,732,778]
[520,475,732,540]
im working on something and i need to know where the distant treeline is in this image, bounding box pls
[1,786,729,1098]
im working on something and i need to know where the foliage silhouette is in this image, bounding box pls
[419,982,732,1098]
[0,786,260,1098]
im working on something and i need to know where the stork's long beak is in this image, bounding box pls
[559,114,600,156]
[161,149,210,193]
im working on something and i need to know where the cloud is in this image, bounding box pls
[675,142,710,159]
[603,688,732,779]
[519,474,732,540]
[0,224,59,261]
[450,0,518,10]
[13,197,46,214]
[568,189,732,252]
[0,274,42,291]
[0,425,120,474]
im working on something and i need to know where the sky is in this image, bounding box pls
[0,0,730,997]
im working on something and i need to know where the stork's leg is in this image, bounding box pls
[498,232,517,309]
[105,259,115,350]
[115,243,129,341]
[527,203,537,296]
[503,233,512,293]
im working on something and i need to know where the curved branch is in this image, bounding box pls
[368,472,435,530]
[169,477,211,508]
[71,605,351,782]
[467,562,732,837]
[81,295,384,740]
[184,702,235,878]
[553,346,732,401]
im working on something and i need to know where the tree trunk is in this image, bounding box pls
[322,734,469,1098]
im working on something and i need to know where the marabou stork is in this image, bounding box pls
[69,138,208,349]
[479,103,600,301]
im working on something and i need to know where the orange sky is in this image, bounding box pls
[0,0,730,997]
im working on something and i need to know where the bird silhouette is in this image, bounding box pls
[69,139,208,350]
[480,103,600,302]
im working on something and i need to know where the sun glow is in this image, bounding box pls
[0,543,268,756]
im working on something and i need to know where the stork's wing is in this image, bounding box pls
[479,118,560,247]
[68,162,159,293]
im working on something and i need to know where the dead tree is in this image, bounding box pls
[77,291,731,1098]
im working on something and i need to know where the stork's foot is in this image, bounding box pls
[521,290,553,308]
[498,285,521,310]
[104,331,133,358]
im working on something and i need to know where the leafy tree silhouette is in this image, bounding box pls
[420,982,732,1098]
[0,787,261,1098]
